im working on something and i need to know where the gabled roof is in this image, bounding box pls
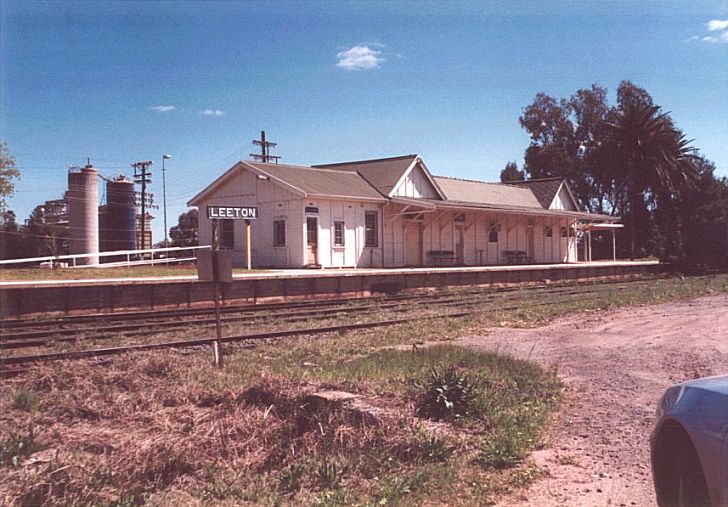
[513,178,577,210]
[246,161,386,201]
[188,155,615,222]
[433,176,543,209]
[187,160,386,205]
[313,154,447,198]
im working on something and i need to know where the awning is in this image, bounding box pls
[389,197,620,222]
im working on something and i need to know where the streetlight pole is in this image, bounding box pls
[162,153,171,246]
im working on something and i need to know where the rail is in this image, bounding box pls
[0,245,211,269]
[0,276,660,374]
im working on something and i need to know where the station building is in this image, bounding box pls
[188,154,619,268]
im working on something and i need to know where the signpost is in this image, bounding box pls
[207,206,257,271]
[199,206,259,367]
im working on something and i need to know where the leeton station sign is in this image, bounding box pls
[207,205,258,220]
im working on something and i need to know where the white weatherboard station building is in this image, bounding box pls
[188,155,619,268]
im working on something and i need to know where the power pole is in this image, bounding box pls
[250,130,280,164]
[132,161,153,251]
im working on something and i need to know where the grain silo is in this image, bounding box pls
[67,165,99,265]
[100,176,137,252]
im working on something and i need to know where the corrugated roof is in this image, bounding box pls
[247,161,386,201]
[391,197,619,221]
[313,155,418,196]
[433,176,543,209]
[513,178,565,209]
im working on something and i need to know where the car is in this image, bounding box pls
[651,375,728,507]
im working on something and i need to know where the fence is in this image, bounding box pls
[0,245,212,269]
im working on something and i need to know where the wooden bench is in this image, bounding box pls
[428,250,457,266]
[504,250,531,264]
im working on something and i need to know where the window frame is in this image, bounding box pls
[364,211,378,248]
[273,219,286,247]
[333,220,345,247]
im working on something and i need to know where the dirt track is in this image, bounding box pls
[459,294,728,507]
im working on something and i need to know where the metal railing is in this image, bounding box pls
[0,245,211,269]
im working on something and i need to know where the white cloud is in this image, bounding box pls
[701,32,728,43]
[687,20,728,44]
[706,19,728,31]
[150,105,175,113]
[201,109,225,116]
[336,45,385,71]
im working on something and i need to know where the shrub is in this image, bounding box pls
[415,365,478,420]
[10,390,38,411]
[478,430,530,469]
[0,424,38,466]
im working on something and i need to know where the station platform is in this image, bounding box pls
[0,260,660,319]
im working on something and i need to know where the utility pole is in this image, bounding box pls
[250,130,280,164]
[162,154,171,246]
[132,161,153,251]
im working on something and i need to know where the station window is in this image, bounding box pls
[273,220,286,247]
[544,226,553,238]
[561,226,569,238]
[334,221,345,246]
[365,211,378,247]
[219,220,235,249]
[488,225,498,243]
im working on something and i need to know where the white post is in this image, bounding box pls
[246,220,252,270]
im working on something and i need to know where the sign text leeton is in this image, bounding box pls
[207,206,258,220]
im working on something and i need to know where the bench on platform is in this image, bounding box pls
[428,250,457,266]
[504,250,531,264]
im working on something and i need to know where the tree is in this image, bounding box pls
[518,80,720,260]
[519,85,612,213]
[21,204,69,258]
[169,209,199,248]
[605,102,699,259]
[661,155,728,262]
[0,209,21,259]
[0,142,21,208]
[500,161,525,183]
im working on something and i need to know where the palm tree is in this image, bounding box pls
[606,103,698,259]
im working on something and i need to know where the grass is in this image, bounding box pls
[2,273,727,505]
[0,343,561,506]
[0,265,269,281]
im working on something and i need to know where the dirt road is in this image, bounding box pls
[459,294,728,507]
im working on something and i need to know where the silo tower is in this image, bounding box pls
[100,176,137,252]
[67,164,99,265]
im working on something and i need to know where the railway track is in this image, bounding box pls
[0,283,605,344]
[1,277,644,334]
[0,277,655,375]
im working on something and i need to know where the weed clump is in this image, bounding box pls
[10,390,38,411]
[415,365,478,420]
[0,424,38,467]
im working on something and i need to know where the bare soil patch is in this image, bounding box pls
[458,293,728,506]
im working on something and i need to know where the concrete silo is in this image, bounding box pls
[67,165,99,265]
[100,176,137,252]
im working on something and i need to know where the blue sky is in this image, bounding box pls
[2,1,727,242]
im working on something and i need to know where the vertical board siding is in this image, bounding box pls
[550,186,577,211]
[392,164,439,199]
